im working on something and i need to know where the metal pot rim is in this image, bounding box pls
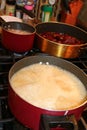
[2,21,36,35]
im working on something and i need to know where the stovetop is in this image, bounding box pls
[0,42,87,130]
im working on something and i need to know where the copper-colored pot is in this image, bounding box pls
[35,22,87,59]
[8,56,87,130]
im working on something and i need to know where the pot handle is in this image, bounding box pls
[80,43,87,48]
[40,114,78,130]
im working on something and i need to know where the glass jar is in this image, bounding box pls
[5,0,16,16]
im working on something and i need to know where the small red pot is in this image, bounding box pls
[1,22,36,53]
[8,56,87,130]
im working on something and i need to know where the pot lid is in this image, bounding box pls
[0,15,22,22]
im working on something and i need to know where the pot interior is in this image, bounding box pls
[9,56,87,94]
[2,22,35,33]
[35,22,87,43]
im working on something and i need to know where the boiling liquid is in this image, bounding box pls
[10,63,87,110]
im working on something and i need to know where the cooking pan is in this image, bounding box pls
[8,56,87,130]
[1,22,36,53]
[35,22,87,58]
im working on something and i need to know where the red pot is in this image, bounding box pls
[8,56,87,130]
[1,22,36,53]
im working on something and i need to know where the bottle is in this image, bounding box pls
[5,0,16,16]
[22,2,35,26]
[41,5,53,22]
[0,0,6,15]
[15,4,23,19]
[15,0,25,19]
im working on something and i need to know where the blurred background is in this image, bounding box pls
[0,0,87,30]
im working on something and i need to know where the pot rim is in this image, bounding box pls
[35,21,87,47]
[2,21,36,35]
[35,21,87,33]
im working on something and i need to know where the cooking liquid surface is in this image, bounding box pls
[10,63,87,110]
[40,32,85,45]
[7,28,31,35]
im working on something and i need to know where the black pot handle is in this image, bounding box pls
[40,114,78,130]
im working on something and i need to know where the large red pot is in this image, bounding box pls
[8,56,87,130]
[1,22,36,53]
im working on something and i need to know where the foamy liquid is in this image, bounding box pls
[10,63,87,110]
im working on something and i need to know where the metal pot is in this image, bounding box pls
[35,22,87,59]
[8,56,87,130]
[1,22,36,53]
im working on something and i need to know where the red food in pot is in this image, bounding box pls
[40,32,85,45]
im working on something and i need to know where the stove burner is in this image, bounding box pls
[13,51,29,57]
[0,43,87,130]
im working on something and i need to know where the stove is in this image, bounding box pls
[0,41,87,130]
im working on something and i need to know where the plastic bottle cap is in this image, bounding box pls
[24,5,34,11]
[42,5,53,12]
